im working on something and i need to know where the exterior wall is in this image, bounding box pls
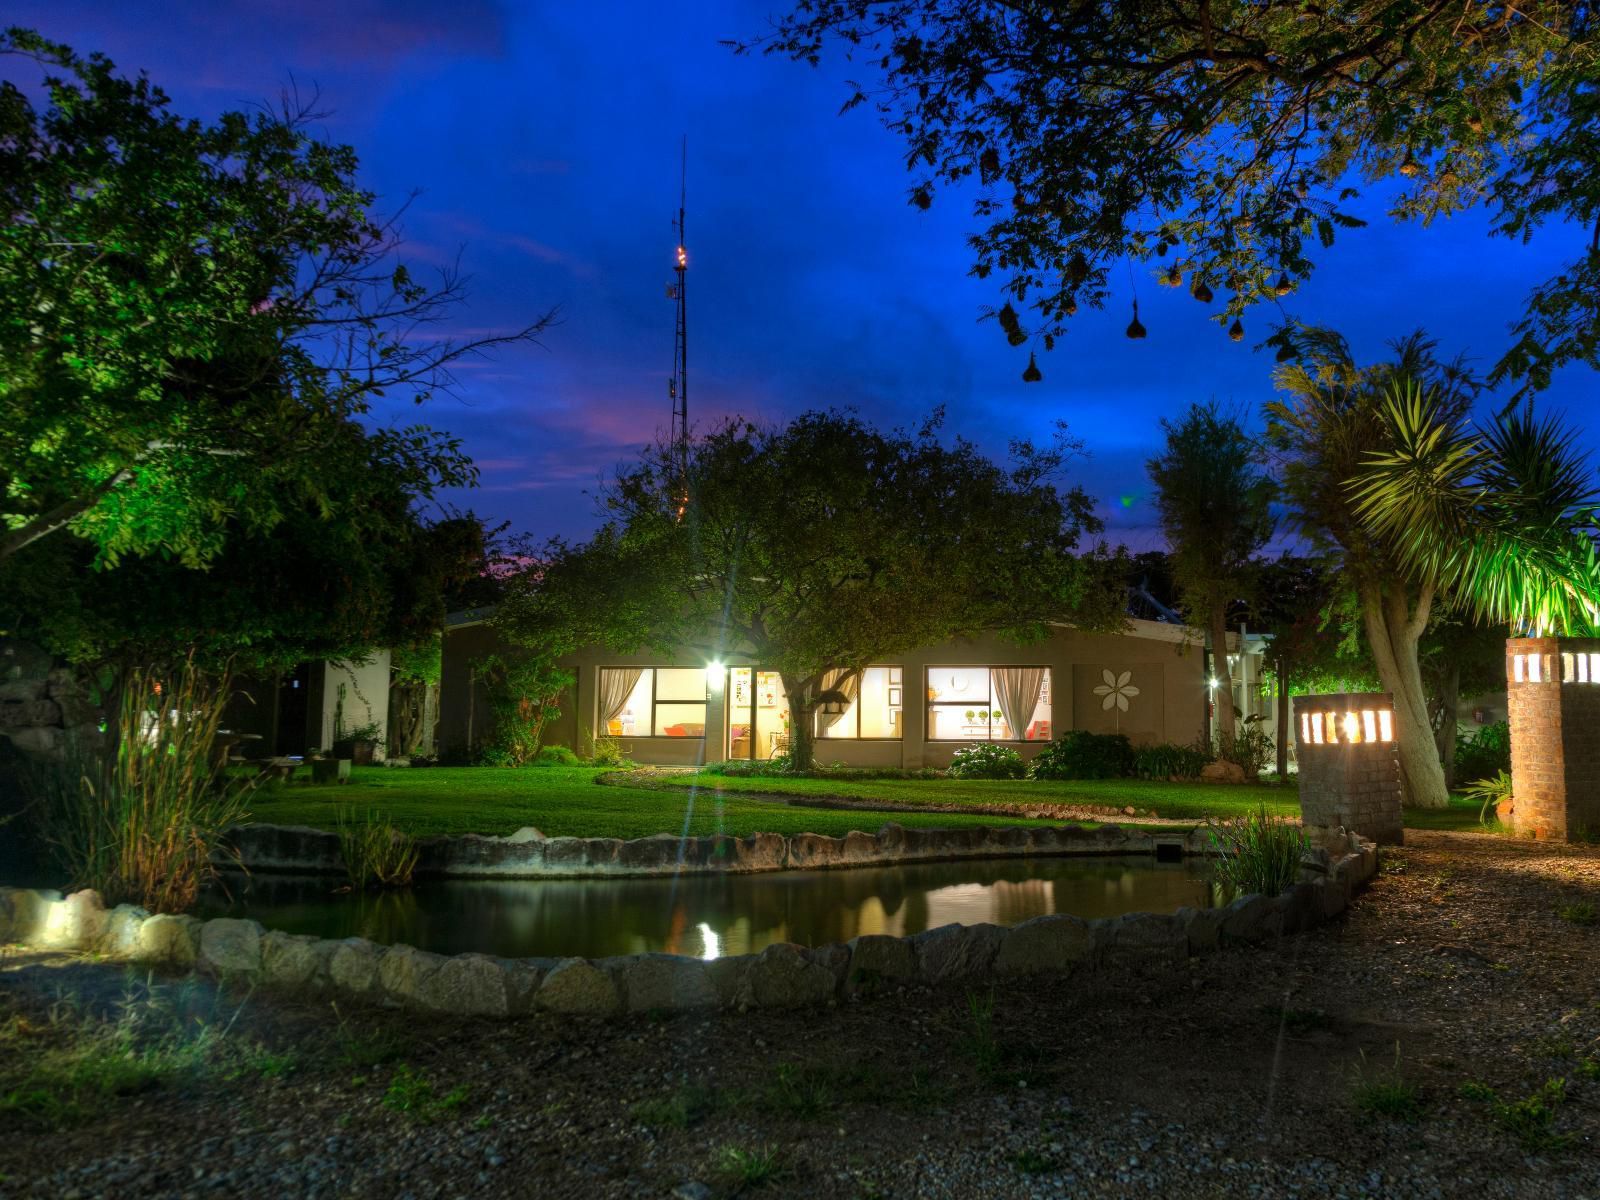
[439,617,1206,767]
[1506,636,1600,841]
[1291,692,1403,845]
[309,653,391,757]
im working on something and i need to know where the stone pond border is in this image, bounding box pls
[0,827,1378,1018]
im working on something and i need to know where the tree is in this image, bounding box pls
[0,29,553,568]
[743,3,1600,387]
[1146,402,1275,744]
[1253,555,1337,779]
[1268,328,1600,807]
[497,410,1123,770]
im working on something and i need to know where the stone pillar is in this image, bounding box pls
[1291,692,1403,845]
[1506,636,1600,841]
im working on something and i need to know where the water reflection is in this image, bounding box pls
[199,856,1215,960]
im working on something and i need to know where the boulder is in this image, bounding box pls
[1,888,59,944]
[705,954,753,1007]
[1200,761,1249,785]
[744,942,837,1009]
[500,959,552,1015]
[845,934,917,992]
[133,913,201,966]
[994,915,1095,975]
[415,953,510,1016]
[1102,912,1186,965]
[537,957,621,1015]
[505,826,547,844]
[912,923,1005,983]
[326,940,385,998]
[624,955,718,1012]
[97,904,151,958]
[50,889,110,950]
[1175,905,1223,954]
[1220,894,1277,943]
[198,918,264,976]
[260,931,327,989]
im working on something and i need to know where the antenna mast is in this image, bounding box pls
[668,138,689,484]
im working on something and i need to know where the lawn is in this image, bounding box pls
[243,765,1489,840]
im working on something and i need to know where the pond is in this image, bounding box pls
[197,856,1220,960]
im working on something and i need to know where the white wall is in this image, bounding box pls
[314,653,391,757]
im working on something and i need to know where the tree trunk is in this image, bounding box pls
[781,674,816,773]
[1209,601,1237,744]
[1433,660,1461,790]
[1274,654,1290,781]
[1360,582,1450,808]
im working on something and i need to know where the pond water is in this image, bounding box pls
[198,856,1220,960]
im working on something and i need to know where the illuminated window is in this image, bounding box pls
[818,667,903,740]
[598,667,707,739]
[927,667,1051,741]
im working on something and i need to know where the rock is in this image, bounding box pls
[537,958,621,1015]
[220,824,344,875]
[1200,761,1249,785]
[673,1184,713,1200]
[367,942,435,1001]
[4,726,62,758]
[744,942,837,1009]
[1175,905,1223,954]
[48,889,110,950]
[261,931,326,989]
[1102,912,1186,965]
[912,923,1005,983]
[500,959,550,1015]
[994,915,1095,975]
[1219,894,1277,943]
[198,918,264,976]
[415,953,510,1016]
[0,888,59,944]
[505,826,546,843]
[0,639,52,684]
[134,913,202,966]
[845,934,917,992]
[705,954,753,1007]
[97,904,151,957]
[326,940,385,998]
[624,955,718,1012]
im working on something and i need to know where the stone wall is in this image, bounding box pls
[0,640,96,761]
[221,820,1207,880]
[0,831,1377,1018]
[1506,636,1600,842]
[1292,693,1403,845]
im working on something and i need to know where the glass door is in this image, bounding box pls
[726,668,791,759]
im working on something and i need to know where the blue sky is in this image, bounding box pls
[10,1,1595,550]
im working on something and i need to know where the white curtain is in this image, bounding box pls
[598,668,644,732]
[814,668,862,736]
[992,668,1046,741]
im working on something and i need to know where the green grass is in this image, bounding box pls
[244,764,1490,841]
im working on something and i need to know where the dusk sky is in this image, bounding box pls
[10,2,1595,551]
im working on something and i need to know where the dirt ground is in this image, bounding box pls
[2,830,1598,1199]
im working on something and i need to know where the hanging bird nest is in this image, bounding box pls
[1022,352,1043,383]
[998,302,1027,347]
[1274,272,1293,296]
[1126,301,1147,339]
[1228,318,1245,342]
[1191,280,1214,304]
[1162,263,1183,287]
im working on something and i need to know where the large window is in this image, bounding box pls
[818,667,903,739]
[926,666,1051,742]
[598,667,708,739]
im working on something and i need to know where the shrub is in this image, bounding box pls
[1133,741,1213,780]
[1216,717,1274,779]
[589,736,634,768]
[336,808,419,888]
[1455,720,1511,782]
[948,743,1026,779]
[533,744,581,766]
[27,660,252,914]
[1460,771,1513,825]
[1028,730,1133,780]
[1207,805,1307,897]
[471,652,573,766]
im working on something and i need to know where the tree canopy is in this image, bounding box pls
[496,410,1124,769]
[0,28,552,568]
[744,2,1600,387]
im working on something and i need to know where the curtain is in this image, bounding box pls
[992,668,1046,741]
[598,668,644,733]
[814,668,862,736]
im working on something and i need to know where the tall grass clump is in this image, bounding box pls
[1207,804,1307,898]
[28,660,251,913]
[336,807,420,888]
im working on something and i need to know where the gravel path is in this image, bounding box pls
[2,830,1598,1199]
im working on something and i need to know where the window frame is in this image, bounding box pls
[925,665,1052,743]
[815,665,904,742]
[598,666,708,740]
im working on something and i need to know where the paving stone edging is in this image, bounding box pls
[0,831,1377,1018]
[220,819,1212,879]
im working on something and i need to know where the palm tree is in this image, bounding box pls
[1268,329,1600,808]
[1147,402,1276,746]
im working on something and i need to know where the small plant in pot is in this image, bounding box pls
[332,721,382,766]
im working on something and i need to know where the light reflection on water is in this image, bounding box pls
[199,856,1218,960]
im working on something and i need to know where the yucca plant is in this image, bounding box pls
[1207,805,1308,898]
[30,659,252,913]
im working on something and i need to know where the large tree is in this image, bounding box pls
[1268,328,1600,807]
[497,411,1124,770]
[0,28,552,568]
[743,3,1599,387]
[1146,402,1275,744]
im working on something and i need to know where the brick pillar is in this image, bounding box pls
[1506,637,1600,842]
[1291,692,1404,845]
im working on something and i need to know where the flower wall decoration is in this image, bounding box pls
[1094,669,1140,713]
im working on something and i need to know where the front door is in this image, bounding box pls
[727,668,791,759]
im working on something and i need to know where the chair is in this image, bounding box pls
[768,733,790,760]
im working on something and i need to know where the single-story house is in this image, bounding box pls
[221,653,392,759]
[439,611,1268,768]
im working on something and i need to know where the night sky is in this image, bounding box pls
[10,2,1595,550]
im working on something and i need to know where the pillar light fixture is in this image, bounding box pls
[1297,706,1394,746]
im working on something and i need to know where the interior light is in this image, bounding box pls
[705,662,725,691]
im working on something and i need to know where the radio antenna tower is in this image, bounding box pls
[667,138,689,492]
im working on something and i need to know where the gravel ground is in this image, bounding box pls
[2,829,1598,1199]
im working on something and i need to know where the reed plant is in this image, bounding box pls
[29,660,251,914]
[336,807,420,888]
[1206,804,1307,898]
